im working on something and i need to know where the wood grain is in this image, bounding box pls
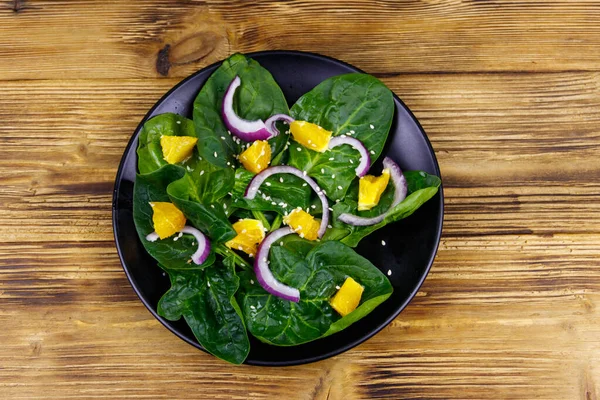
[1,1,599,399]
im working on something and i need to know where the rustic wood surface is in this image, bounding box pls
[1,1,599,399]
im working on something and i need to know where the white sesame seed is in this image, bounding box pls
[328,207,333,211]
[221,136,226,140]
[271,201,277,205]
[321,168,325,174]
[340,134,346,138]
[308,139,312,144]
[250,305,256,309]
[381,240,386,246]
[302,183,307,187]
[297,147,302,152]
[337,185,343,190]
[266,182,271,186]
[387,269,392,276]
[210,204,215,209]
[223,204,227,209]
[279,177,284,183]
[311,205,316,209]
[200,170,205,175]
[207,281,211,287]
[370,150,376,155]
[282,203,287,207]
[327,224,332,229]
[349,160,354,164]
[214,152,218,157]
[350,130,355,134]
[332,174,335,178]
[176,120,181,124]
[329,157,335,161]
[227,161,231,166]
[303,171,307,176]
[335,285,341,290]
[280,242,283,246]
[299,233,305,238]
[370,124,375,129]
[241,229,247,234]
[250,279,254,285]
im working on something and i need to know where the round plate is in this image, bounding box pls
[112,50,443,366]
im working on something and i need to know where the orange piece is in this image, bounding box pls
[225,219,266,256]
[330,277,364,316]
[149,202,186,239]
[289,120,332,153]
[239,140,271,174]
[283,207,320,241]
[358,168,390,211]
[160,135,198,164]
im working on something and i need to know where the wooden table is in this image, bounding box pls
[1,1,599,399]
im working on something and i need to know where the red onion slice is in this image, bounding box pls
[146,226,211,265]
[338,157,408,226]
[222,76,273,142]
[328,136,371,177]
[244,165,329,238]
[265,114,294,137]
[254,227,300,302]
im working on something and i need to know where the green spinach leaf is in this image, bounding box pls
[193,53,290,168]
[289,73,394,200]
[237,240,392,346]
[330,171,441,247]
[230,168,312,215]
[158,262,250,364]
[133,166,215,270]
[137,113,196,174]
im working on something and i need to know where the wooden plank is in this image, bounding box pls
[1,1,600,79]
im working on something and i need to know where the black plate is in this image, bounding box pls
[112,50,443,366]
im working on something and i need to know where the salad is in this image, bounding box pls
[133,53,441,364]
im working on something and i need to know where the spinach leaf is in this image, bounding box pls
[230,168,312,215]
[193,53,290,168]
[137,113,196,174]
[158,262,250,364]
[331,171,441,247]
[237,240,392,346]
[133,166,215,270]
[289,73,394,200]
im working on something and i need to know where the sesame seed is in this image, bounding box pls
[282,203,287,207]
[308,139,312,144]
[370,124,375,129]
[271,202,277,205]
[302,183,307,187]
[200,170,205,175]
[250,305,256,310]
[350,130,355,134]
[297,147,302,152]
[176,120,181,124]
[370,150,375,155]
[303,171,307,176]
[266,182,271,186]
[387,269,392,276]
[332,174,335,178]
[329,157,335,161]
[335,285,341,290]
[241,229,247,234]
[381,240,386,246]
[337,185,343,190]
[327,224,332,229]
[349,160,354,164]
[279,177,284,183]
[223,204,227,209]
[250,280,254,285]
[311,205,316,209]
[328,207,333,211]
[214,152,218,157]
[210,204,215,209]
[221,136,226,140]
[280,242,284,246]
[299,233,305,238]
[320,168,325,174]
[347,132,352,136]
[207,281,211,287]
[340,134,346,138]
[311,143,317,148]
[227,162,231,166]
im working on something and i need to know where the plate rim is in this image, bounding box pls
[112,50,444,366]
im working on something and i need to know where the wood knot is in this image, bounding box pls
[156,31,224,76]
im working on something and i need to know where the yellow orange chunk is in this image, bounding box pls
[225,219,266,256]
[149,202,186,239]
[289,120,332,153]
[160,135,198,164]
[330,277,364,316]
[239,140,271,174]
[358,168,390,211]
[283,207,320,241]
